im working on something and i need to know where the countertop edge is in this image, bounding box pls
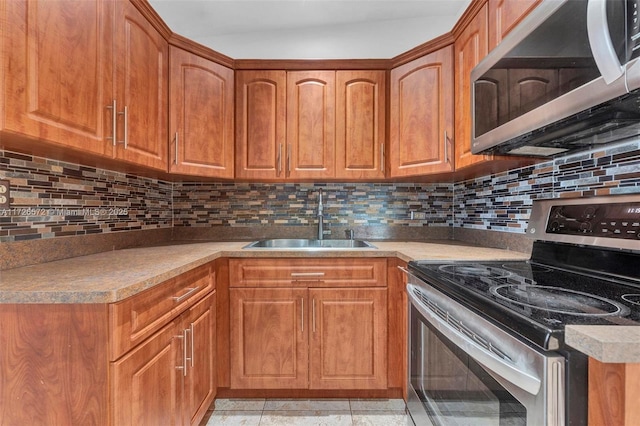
[565,325,640,363]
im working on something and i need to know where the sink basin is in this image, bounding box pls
[243,239,376,249]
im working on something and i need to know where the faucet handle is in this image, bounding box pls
[345,229,354,240]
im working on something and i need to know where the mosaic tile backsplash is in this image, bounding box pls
[454,140,640,232]
[172,182,453,228]
[0,139,639,243]
[0,151,172,242]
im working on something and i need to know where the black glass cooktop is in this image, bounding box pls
[408,252,640,350]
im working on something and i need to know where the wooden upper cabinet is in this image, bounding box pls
[454,3,490,170]
[336,71,386,180]
[390,47,454,177]
[488,0,542,50]
[115,0,168,171]
[1,0,168,171]
[1,0,114,157]
[235,70,287,180]
[287,71,336,180]
[169,47,234,178]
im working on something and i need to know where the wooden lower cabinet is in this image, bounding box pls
[113,291,217,426]
[229,286,387,390]
[588,358,640,426]
[230,288,308,389]
[309,288,387,390]
[111,315,184,426]
[0,265,217,426]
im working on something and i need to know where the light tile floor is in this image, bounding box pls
[202,398,413,425]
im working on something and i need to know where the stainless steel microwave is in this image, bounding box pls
[472,0,640,157]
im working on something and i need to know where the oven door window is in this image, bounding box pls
[411,308,526,425]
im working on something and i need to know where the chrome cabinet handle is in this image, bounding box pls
[117,106,128,148]
[174,132,179,165]
[123,106,128,149]
[312,298,316,333]
[172,286,200,303]
[444,130,449,163]
[380,143,385,172]
[301,298,304,333]
[189,323,195,368]
[175,333,187,376]
[287,144,291,176]
[277,143,282,176]
[182,328,189,376]
[106,100,117,146]
[291,272,325,278]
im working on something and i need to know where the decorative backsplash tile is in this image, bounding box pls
[454,140,640,233]
[172,182,454,228]
[0,151,172,242]
[1,138,639,243]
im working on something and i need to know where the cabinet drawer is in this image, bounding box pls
[229,258,386,288]
[109,263,214,360]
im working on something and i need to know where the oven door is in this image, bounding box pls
[406,280,566,426]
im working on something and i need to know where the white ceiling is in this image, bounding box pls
[148,0,472,59]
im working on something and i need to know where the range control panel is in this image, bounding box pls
[546,202,640,240]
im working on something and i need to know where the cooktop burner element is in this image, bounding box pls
[501,263,552,273]
[438,264,512,278]
[490,284,628,316]
[622,294,640,306]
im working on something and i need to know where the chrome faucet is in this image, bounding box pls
[317,189,324,240]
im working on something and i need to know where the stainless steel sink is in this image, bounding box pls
[243,238,377,249]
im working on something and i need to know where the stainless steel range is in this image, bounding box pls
[404,194,640,426]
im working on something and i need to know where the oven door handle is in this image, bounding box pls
[408,286,542,396]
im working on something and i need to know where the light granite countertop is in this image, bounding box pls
[0,240,529,304]
[565,326,640,363]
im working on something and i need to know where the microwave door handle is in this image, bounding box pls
[587,0,625,84]
[407,286,542,396]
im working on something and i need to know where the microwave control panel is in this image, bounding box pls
[546,202,640,240]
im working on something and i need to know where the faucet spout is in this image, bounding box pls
[317,189,324,240]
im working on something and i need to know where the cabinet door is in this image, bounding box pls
[390,47,454,177]
[169,47,234,178]
[488,0,541,50]
[454,3,490,170]
[111,320,183,426]
[286,71,336,179]
[309,288,387,390]
[336,71,386,179]
[184,292,216,426]
[230,288,308,389]
[235,70,287,179]
[114,1,168,171]
[2,0,114,157]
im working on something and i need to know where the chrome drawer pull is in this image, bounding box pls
[290,272,325,278]
[172,286,200,303]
